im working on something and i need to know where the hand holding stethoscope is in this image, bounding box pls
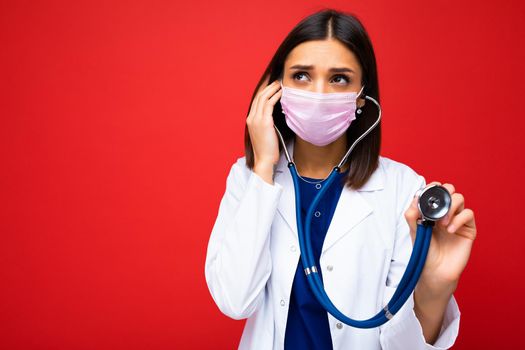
[405,182,477,297]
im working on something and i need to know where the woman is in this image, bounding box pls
[205,8,476,350]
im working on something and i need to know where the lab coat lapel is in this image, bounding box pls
[273,138,383,255]
[321,182,372,254]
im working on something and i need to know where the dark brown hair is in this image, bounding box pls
[244,8,381,189]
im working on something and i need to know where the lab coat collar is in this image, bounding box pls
[273,138,384,254]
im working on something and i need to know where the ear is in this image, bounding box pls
[357,97,366,108]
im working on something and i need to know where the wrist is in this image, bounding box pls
[254,161,275,185]
[415,277,457,305]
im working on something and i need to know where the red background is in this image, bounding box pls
[1,0,524,348]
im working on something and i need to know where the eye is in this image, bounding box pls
[331,74,351,84]
[291,72,351,85]
[292,72,309,81]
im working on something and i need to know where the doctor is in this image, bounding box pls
[204,9,476,350]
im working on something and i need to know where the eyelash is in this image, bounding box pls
[292,72,351,84]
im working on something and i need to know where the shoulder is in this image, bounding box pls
[228,154,425,193]
[223,155,252,189]
[377,155,424,185]
[230,155,250,178]
[376,155,427,212]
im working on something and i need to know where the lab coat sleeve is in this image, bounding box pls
[379,173,461,350]
[204,157,283,320]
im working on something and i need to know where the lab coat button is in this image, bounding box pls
[315,183,322,189]
[290,245,296,252]
[327,265,333,271]
[280,299,286,307]
[336,322,343,329]
[314,211,321,217]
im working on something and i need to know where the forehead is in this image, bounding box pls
[284,39,361,73]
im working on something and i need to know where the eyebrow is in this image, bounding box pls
[289,64,355,74]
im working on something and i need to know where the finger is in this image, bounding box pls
[248,92,261,123]
[442,183,456,195]
[256,79,279,100]
[447,208,476,237]
[255,81,281,121]
[439,192,465,226]
[439,183,455,225]
[255,74,270,96]
[248,75,272,120]
[258,80,280,100]
[263,86,282,117]
[247,100,256,123]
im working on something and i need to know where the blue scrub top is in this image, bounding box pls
[284,167,349,350]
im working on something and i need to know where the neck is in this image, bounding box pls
[293,136,350,179]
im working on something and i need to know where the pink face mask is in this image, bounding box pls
[279,79,365,147]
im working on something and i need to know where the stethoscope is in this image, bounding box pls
[273,89,452,328]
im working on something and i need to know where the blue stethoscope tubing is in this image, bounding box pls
[274,90,436,328]
[290,164,433,328]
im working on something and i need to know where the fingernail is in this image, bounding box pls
[447,224,455,233]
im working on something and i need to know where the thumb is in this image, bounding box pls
[404,195,420,246]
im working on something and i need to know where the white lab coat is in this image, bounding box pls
[205,138,461,349]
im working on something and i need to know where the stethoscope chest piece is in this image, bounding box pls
[417,185,452,222]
